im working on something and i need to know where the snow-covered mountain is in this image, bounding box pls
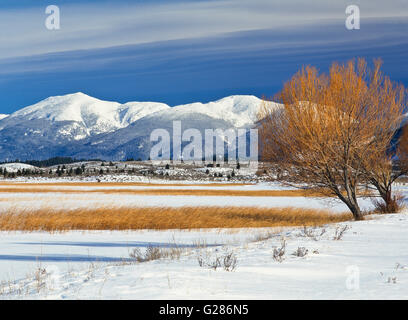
[0,93,281,161]
[1,93,170,140]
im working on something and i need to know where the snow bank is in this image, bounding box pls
[0,213,407,299]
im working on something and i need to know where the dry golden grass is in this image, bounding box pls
[0,206,352,231]
[0,186,328,197]
[0,185,374,197]
[0,182,248,187]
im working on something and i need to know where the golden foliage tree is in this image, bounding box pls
[259,58,405,220]
[366,121,408,213]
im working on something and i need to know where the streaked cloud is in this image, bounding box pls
[0,0,407,59]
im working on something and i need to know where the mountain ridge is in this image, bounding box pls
[0,93,281,161]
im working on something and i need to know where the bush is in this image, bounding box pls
[299,226,326,241]
[272,239,286,262]
[333,225,350,240]
[292,247,308,257]
[129,245,184,262]
[222,252,238,271]
[371,193,405,214]
[197,248,238,271]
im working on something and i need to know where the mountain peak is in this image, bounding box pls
[43,91,102,104]
[0,93,282,161]
[2,93,172,138]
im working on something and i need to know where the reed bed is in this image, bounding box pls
[0,182,248,187]
[0,187,325,197]
[0,206,352,231]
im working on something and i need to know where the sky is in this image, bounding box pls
[0,0,407,113]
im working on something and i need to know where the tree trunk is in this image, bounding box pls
[384,188,392,212]
[336,190,364,220]
[371,180,395,213]
[346,200,364,220]
[377,184,394,213]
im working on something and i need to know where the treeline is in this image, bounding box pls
[0,167,43,178]
[0,164,137,178]
[0,157,102,168]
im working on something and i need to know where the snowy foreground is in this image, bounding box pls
[1,213,407,299]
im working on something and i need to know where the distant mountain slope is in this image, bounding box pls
[0,92,170,139]
[0,93,281,161]
[0,163,38,173]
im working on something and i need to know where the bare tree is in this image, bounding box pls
[258,58,405,220]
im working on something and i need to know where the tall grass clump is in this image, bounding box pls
[0,206,352,231]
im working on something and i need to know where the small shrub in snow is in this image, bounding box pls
[299,226,326,241]
[250,231,276,243]
[371,193,405,214]
[34,267,47,293]
[292,247,308,257]
[222,252,238,272]
[207,257,222,271]
[197,248,238,271]
[129,245,184,263]
[395,263,408,270]
[333,225,350,240]
[272,239,286,262]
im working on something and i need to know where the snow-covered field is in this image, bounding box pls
[0,179,407,299]
[0,193,373,213]
[0,214,407,299]
[0,180,374,213]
